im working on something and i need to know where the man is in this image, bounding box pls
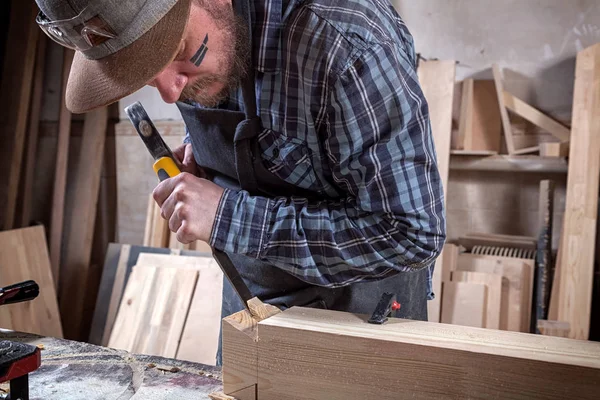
[36,0,445,351]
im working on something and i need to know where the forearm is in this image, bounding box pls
[210,188,445,287]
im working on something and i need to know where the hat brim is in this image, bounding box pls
[66,0,192,114]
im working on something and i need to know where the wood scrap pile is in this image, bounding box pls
[423,43,600,340]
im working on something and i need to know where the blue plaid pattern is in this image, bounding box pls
[199,0,446,288]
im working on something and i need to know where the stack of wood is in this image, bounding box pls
[88,246,223,365]
[422,43,600,341]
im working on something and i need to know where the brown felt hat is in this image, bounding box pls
[35,0,192,113]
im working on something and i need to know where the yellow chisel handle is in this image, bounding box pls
[153,156,181,182]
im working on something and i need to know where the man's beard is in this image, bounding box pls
[179,3,251,107]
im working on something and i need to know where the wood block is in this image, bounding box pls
[108,265,198,358]
[540,141,569,157]
[457,253,533,332]
[0,227,62,338]
[459,80,502,152]
[441,281,487,328]
[254,307,600,399]
[537,320,570,338]
[419,61,456,323]
[452,271,503,329]
[557,43,600,340]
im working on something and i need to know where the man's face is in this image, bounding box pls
[148,0,250,107]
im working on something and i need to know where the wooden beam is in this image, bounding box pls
[557,43,600,340]
[417,60,456,322]
[20,35,47,228]
[492,64,516,154]
[59,107,108,340]
[239,307,600,399]
[503,91,570,142]
[50,49,74,286]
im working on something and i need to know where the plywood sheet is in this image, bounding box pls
[0,226,62,337]
[441,281,487,328]
[108,265,198,358]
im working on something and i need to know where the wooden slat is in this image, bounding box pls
[459,80,502,153]
[457,253,533,332]
[108,265,198,358]
[441,281,487,328]
[492,64,516,154]
[0,2,38,230]
[247,307,600,400]
[540,141,569,157]
[417,60,456,322]
[452,270,503,329]
[49,49,74,285]
[20,35,47,228]
[503,91,570,142]
[0,227,62,338]
[557,43,600,340]
[59,107,108,340]
[457,78,473,150]
[100,244,131,346]
[143,194,170,248]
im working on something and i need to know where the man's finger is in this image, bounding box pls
[172,144,186,163]
[168,203,183,234]
[184,143,195,166]
[152,174,181,207]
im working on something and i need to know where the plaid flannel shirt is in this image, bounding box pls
[187,0,446,292]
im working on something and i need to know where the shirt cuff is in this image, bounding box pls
[209,188,273,258]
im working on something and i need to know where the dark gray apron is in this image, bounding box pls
[176,0,428,364]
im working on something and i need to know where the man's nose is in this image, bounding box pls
[149,68,187,103]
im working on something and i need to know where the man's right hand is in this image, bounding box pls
[172,143,206,178]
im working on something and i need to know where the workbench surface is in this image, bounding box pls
[0,331,223,399]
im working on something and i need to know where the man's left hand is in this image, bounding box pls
[153,172,225,244]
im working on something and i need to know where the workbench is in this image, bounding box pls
[0,330,222,399]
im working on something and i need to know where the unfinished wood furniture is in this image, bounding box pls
[417,60,456,323]
[0,226,62,338]
[556,43,600,340]
[222,304,600,400]
[492,64,571,155]
[457,79,501,153]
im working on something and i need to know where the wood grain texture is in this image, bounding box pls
[441,281,487,328]
[536,180,554,328]
[20,35,47,228]
[459,80,502,152]
[49,48,74,285]
[492,64,516,154]
[418,60,456,322]
[557,43,600,340]
[223,310,260,395]
[59,107,108,340]
[457,78,473,149]
[1,2,38,230]
[254,307,600,400]
[457,253,533,332]
[100,244,131,346]
[538,320,570,338]
[503,91,570,142]
[540,141,569,157]
[0,227,62,338]
[108,265,198,358]
[452,270,503,329]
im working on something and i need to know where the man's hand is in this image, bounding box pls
[153,172,225,244]
[172,143,206,177]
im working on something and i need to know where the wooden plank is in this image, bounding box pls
[512,145,540,155]
[100,244,131,346]
[450,154,568,173]
[134,253,223,365]
[108,265,198,358]
[535,180,554,330]
[537,320,570,338]
[492,64,516,154]
[441,281,487,328]
[452,270,503,329]
[457,253,533,332]
[0,227,62,338]
[49,49,74,286]
[59,107,108,341]
[456,78,473,150]
[548,215,565,321]
[20,35,47,228]
[0,2,38,230]
[250,307,600,400]
[450,149,498,156]
[540,141,570,157]
[417,60,456,322]
[503,91,570,142]
[557,43,600,340]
